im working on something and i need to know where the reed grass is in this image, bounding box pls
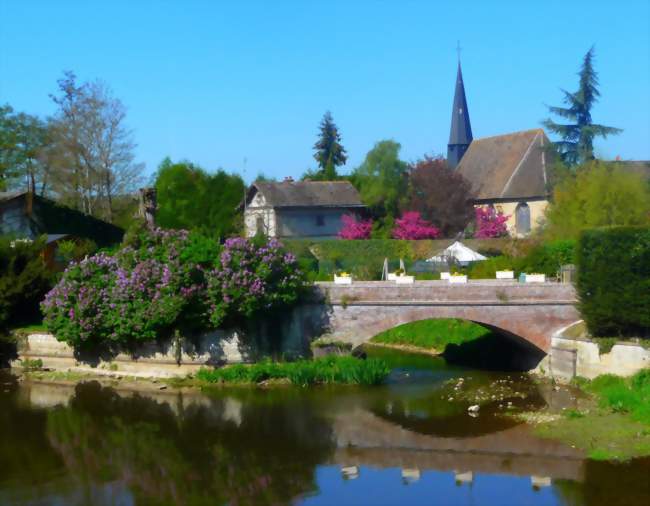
[196,356,390,387]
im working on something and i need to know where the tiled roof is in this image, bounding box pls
[250,181,364,208]
[457,129,550,200]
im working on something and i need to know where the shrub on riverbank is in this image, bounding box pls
[577,227,650,337]
[196,356,390,386]
[370,319,491,352]
[206,237,305,328]
[0,236,53,331]
[42,229,306,348]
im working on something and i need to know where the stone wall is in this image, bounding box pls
[536,336,650,381]
[11,305,328,378]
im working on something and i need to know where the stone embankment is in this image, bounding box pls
[537,322,650,381]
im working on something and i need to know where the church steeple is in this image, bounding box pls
[447,61,473,169]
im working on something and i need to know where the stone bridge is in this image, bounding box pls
[312,281,581,353]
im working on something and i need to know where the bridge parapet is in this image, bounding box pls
[315,281,577,305]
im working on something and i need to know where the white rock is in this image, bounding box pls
[468,405,480,413]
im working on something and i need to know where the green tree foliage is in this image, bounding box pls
[544,161,650,239]
[0,236,52,330]
[310,111,347,180]
[543,47,621,164]
[154,157,245,239]
[0,105,50,193]
[352,140,409,234]
[577,227,650,337]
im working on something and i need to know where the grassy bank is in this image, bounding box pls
[525,369,650,461]
[370,318,491,352]
[196,356,390,387]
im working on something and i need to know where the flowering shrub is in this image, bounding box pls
[42,228,208,348]
[206,237,305,328]
[338,214,372,240]
[42,229,305,348]
[391,212,441,240]
[474,206,510,238]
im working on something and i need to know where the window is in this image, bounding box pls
[315,215,325,227]
[515,203,531,235]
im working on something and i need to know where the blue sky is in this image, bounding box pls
[1,0,649,182]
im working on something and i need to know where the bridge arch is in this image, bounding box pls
[313,281,581,355]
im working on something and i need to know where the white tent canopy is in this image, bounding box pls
[426,241,487,266]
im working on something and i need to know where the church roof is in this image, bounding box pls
[448,63,473,146]
[248,180,364,208]
[457,129,551,201]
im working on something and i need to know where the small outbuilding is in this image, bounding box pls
[243,179,365,239]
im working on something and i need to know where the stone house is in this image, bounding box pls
[243,179,365,238]
[456,129,552,236]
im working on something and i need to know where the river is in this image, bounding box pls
[0,350,648,506]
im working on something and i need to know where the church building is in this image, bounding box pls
[448,61,552,236]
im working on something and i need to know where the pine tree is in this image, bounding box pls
[543,47,621,165]
[312,111,347,179]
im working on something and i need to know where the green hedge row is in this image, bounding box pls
[577,227,650,337]
[466,240,576,279]
[283,238,513,280]
[284,238,574,281]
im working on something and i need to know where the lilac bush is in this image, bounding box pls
[42,228,209,347]
[206,237,305,328]
[42,230,305,348]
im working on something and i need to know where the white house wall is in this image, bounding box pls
[244,207,277,237]
[494,200,548,237]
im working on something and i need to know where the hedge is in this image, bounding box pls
[283,238,514,280]
[577,227,650,337]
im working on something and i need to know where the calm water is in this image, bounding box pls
[0,352,648,506]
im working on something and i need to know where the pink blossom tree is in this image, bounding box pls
[391,211,441,240]
[474,206,510,238]
[338,214,373,239]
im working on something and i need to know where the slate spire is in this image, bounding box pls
[447,62,473,169]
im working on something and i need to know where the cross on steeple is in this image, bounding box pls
[456,40,462,63]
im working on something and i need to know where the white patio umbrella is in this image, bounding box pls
[426,241,487,266]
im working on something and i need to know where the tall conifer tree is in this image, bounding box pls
[312,111,347,180]
[543,47,621,164]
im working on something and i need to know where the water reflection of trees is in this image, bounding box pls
[553,458,650,506]
[43,382,335,505]
[0,373,68,502]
